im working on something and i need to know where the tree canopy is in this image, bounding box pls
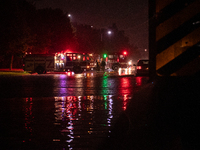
[0,0,34,56]
[0,0,140,69]
[0,0,75,68]
[32,8,76,54]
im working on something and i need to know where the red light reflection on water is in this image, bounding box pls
[119,78,131,111]
[20,95,132,149]
[120,77,131,95]
[24,97,33,142]
[53,95,121,149]
[136,76,142,86]
[123,95,128,110]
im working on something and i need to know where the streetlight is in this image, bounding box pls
[68,14,71,17]
[101,30,112,41]
[107,30,112,35]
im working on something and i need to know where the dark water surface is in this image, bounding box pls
[0,74,149,149]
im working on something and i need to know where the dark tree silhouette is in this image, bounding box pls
[0,0,35,69]
[31,8,75,54]
[0,1,76,68]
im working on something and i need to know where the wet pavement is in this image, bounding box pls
[0,71,148,150]
[0,96,131,150]
[1,70,200,150]
[100,77,200,150]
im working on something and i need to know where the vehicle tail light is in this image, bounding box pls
[137,66,142,69]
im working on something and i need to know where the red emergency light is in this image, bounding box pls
[123,51,127,55]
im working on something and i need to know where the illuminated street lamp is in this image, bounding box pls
[101,30,112,41]
[107,30,112,35]
[68,14,73,23]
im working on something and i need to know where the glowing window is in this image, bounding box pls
[108,55,113,59]
[67,54,72,56]
[120,55,124,58]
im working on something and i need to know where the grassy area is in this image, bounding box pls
[0,68,31,76]
[0,72,30,76]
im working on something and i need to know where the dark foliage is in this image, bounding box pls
[0,0,36,68]
[32,8,76,54]
[0,0,75,68]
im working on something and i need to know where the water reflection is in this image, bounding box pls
[17,95,130,149]
[24,97,33,142]
[136,76,142,86]
[54,95,136,149]
[1,75,149,149]
[107,96,113,127]
[54,95,117,149]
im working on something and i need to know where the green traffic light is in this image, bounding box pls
[103,54,107,58]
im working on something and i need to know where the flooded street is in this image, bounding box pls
[0,73,149,149]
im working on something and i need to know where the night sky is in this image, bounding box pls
[31,0,149,50]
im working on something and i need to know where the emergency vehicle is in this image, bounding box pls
[23,52,94,74]
[23,54,55,74]
[54,52,94,73]
[103,52,128,71]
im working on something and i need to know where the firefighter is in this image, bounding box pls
[100,58,106,72]
[96,59,100,71]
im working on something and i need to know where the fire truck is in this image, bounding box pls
[54,52,94,73]
[23,52,94,74]
[102,51,128,71]
[23,54,55,74]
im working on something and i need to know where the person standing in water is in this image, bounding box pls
[96,59,100,71]
[100,58,106,72]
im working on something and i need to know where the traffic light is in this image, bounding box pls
[123,51,127,55]
[103,54,107,58]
